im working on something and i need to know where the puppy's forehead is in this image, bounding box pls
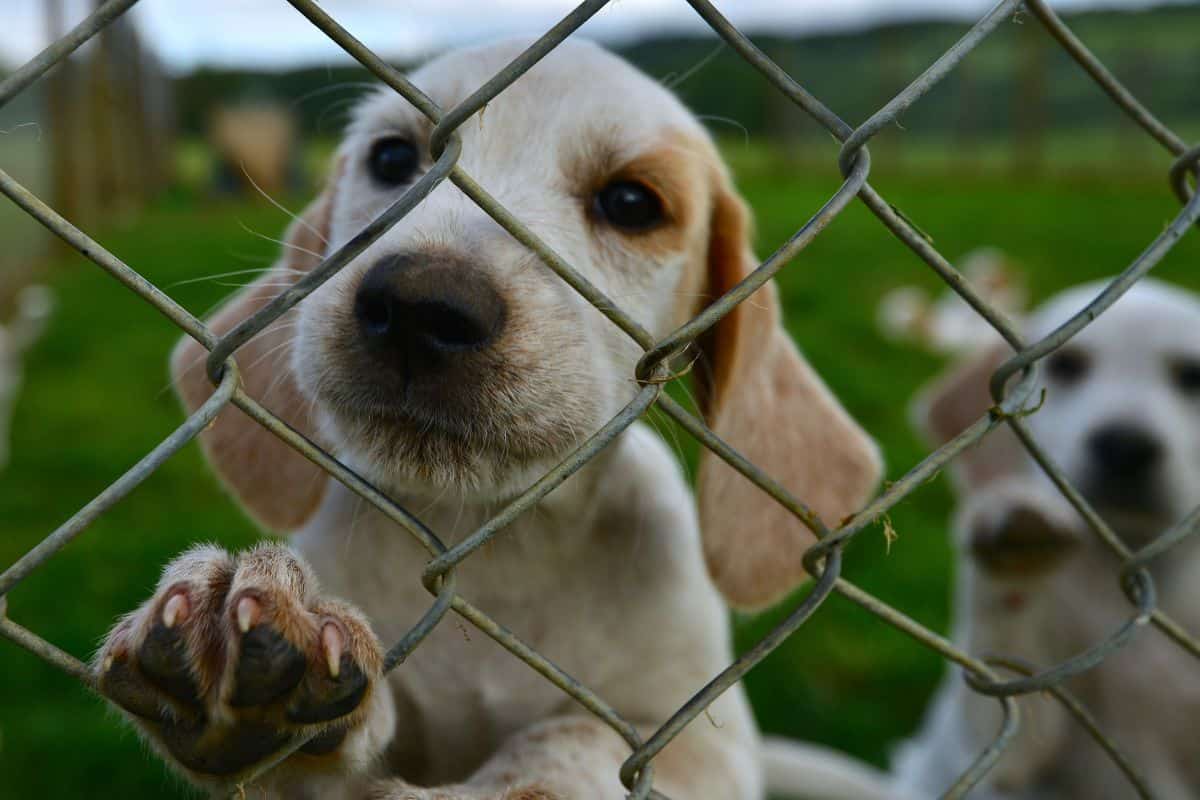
[354,38,707,154]
[1027,279,1200,350]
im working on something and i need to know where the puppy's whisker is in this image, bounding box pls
[699,115,752,147]
[662,42,725,90]
[343,495,368,558]
[238,164,329,246]
[259,354,303,404]
[186,270,303,322]
[414,482,454,521]
[208,280,304,290]
[160,316,300,399]
[318,98,365,135]
[289,81,377,110]
[238,221,327,260]
[164,267,296,290]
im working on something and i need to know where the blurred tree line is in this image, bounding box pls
[169,4,1199,173]
[5,2,1189,320]
[43,0,173,227]
[0,1,173,309]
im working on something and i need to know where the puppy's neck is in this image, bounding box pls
[337,430,628,547]
[1065,531,1199,632]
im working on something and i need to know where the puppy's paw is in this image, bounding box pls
[95,543,383,783]
[959,478,1084,577]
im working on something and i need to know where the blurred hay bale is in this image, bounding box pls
[209,105,298,198]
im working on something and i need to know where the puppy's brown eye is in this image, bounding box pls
[1171,358,1200,396]
[1044,348,1089,385]
[368,137,419,187]
[593,181,664,232]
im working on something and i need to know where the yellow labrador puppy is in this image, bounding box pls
[894,279,1200,799]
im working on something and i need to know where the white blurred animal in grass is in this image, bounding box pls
[0,285,55,470]
[877,248,1028,355]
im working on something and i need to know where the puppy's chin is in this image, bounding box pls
[1091,504,1178,548]
[315,404,578,503]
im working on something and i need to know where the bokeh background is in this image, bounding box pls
[2,0,1199,795]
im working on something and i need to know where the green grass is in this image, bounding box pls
[3,145,1199,795]
[0,133,51,291]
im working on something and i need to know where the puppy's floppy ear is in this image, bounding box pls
[910,341,1025,490]
[694,179,882,611]
[171,177,339,532]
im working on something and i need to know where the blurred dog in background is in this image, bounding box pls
[877,247,1027,356]
[893,278,1200,799]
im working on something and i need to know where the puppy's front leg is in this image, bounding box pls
[958,480,1084,792]
[365,715,755,800]
[95,543,395,798]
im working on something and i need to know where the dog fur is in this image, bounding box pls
[92,40,900,800]
[893,279,1200,799]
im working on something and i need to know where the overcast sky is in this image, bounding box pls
[2,0,1188,73]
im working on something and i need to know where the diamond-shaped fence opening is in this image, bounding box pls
[1,1,1198,798]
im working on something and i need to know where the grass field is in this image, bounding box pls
[2,143,1199,796]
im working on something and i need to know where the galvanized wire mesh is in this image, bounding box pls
[1,1,1198,798]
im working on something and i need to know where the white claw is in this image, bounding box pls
[236,596,259,633]
[102,655,113,673]
[322,623,343,678]
[163,593,188,628]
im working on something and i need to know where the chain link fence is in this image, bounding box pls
[1,0,1198,797]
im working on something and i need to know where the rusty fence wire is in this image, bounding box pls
[2,0,1199,798]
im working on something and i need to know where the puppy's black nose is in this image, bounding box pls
[1087,423,1162,477]
[354,253,505,367]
